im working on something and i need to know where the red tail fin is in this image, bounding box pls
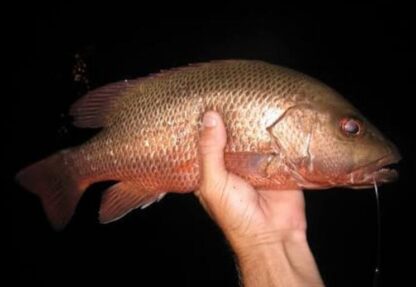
[16,151,87,230]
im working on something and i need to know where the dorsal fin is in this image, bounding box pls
[69,60,262,128]
[69,79,138,128]
[146,60,261,79]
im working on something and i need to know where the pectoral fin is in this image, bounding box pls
[224,152,275,178]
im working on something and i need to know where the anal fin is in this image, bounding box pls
[99,182,166,224]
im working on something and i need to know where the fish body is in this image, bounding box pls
[16,60,400,229]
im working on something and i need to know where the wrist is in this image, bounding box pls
[228,230,324,287]
[226,228,308,255]
[230,229,308,268]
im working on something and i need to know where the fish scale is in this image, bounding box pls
[16,60,400,229]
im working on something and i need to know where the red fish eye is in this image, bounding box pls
[340,118,362,136]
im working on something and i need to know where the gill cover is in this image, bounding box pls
[268,104,318,174]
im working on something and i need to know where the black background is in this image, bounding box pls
[7,2,414,287]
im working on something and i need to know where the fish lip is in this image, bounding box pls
[348,153,401,186]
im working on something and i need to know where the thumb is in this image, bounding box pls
[198,111,228,183]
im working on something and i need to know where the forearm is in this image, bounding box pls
[230,231,324,287]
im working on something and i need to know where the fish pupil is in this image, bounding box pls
[341,118,361,136]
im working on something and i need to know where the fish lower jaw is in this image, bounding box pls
[346,166,399,189]
[290,167,399,190]
[369,167,399,183]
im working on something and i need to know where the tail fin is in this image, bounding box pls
[16,151,87,230]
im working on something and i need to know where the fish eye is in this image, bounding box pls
[340,117,363,136]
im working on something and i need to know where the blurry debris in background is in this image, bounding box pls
[72,48,91,96]
[56,46,96,145]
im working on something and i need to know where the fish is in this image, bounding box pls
[16,60,401,230]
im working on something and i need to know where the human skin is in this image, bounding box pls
[196,111,325,287]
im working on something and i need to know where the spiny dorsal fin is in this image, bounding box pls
[147,60,264,79]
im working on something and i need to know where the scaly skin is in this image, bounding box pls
[17,60,400,228]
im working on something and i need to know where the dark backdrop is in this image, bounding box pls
[7,3,414,287]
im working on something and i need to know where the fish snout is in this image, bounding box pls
[387,141,402,164]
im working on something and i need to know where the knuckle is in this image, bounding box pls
[199,138,221,155]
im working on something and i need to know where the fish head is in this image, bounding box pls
[268,80,401,189]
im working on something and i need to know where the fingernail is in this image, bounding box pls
[203,113,217,128]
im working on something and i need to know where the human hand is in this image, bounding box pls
[196,111,307,249]
[195,111,324,286]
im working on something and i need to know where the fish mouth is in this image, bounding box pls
[347,153,401,189]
